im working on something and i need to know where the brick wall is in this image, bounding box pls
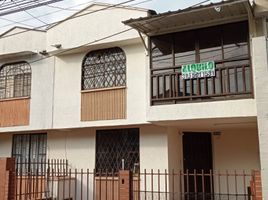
[0,158,15,200]
[251,170,263,200]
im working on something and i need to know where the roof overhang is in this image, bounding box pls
[0,51,37,61]
[123,0,253,36]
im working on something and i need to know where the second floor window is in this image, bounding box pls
[81,47,126,90]
[0,62,31,99]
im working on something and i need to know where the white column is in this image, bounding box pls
[252,36,268,200]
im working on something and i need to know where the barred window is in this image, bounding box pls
[95,128,139,173]
[81,47,126,90]
[0,62,31,99]
[12,133,47,174]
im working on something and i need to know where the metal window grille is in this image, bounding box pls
[12,133,47,174]
[95,128,139,173]
[82,47,126,90]
[0,61,31,99]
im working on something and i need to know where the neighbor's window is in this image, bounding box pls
[12,133,47,173]
[0,61,31,99]
[81,47,126,90]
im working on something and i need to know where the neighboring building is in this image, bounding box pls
[0,0,267,199]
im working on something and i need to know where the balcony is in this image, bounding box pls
[151,58,253,105]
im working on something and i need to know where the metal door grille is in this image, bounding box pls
[82,47,126,90]
[95,128,139,173]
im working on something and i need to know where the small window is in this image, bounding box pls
[0,61,31,99]
[12,133,47,174]
[81,47,126,90]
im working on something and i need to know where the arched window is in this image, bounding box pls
[0,62,31,99]
[82,47,126,90]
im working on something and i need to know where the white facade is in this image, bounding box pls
[0,1,267,199]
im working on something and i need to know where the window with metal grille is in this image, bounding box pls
[95,128,139,173]
[81,47,126,90]
[12,133,47,174]
[0,62,31,99]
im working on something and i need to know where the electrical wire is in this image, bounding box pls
[12,0,49,25]
[0,0,138,39]
[0,16,36,28]
[0,0,65,16]
[0,0,96,29]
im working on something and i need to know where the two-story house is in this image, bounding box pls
[0,0,267,199]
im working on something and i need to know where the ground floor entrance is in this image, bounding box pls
[183,132,213,199]
[0,119,262,200]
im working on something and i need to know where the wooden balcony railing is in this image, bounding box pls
[151,59,253,105]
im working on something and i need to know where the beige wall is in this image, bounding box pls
[0,56,55,133]
[47,128,96,170]
[52,43,148,129]
[0,28,46,56]
[252,36,268,199]
[46,4,148,52]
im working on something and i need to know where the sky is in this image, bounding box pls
[0,0,221,34]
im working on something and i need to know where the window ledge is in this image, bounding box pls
[81,86,126,93]
[0,96,30,102]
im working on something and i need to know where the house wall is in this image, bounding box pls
[46,4,148,52]
[0,125,260,171]
[0,28,46,55]
[0,56,55,132]
[52,43,148,129]
[252,36,268,199]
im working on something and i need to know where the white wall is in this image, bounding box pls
[0,56,55,133]
[47,128,95,170]
[52,43,148,129]
[0,28,46,55]
[46,4,148,52]
[252,36,268,199]
[148,99,257,122]
[139,125,169,171]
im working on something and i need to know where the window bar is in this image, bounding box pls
[57,166,60,200]
[194,169,197,200]
[165,169,168,200]
[172,169,175,200]
[87,169,89,200]
[179,170,183,200]
[158,169,160,200]
[226,68,230,94]
[226,170,229,200]
[163,75,166,98]
[234,67,238,93]
[81,169,84,200]
[92,169,94,200]
[169,74,172,98]
[186,170,190,200]
[243,170,246,200]
[209,170,213,200]
[143,169,146,200]
[218,170,221,200]
[68,169,71,200]
[235,170,238,200]
[175,73,179,98]
[63,168,66,200]
[151,169,153,200]
[201,169,205,200]
[156,76,160,99]
[242,66,246,92]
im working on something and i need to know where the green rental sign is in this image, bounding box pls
[182,61,215,79]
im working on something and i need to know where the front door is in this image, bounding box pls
[183,132,213,199]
